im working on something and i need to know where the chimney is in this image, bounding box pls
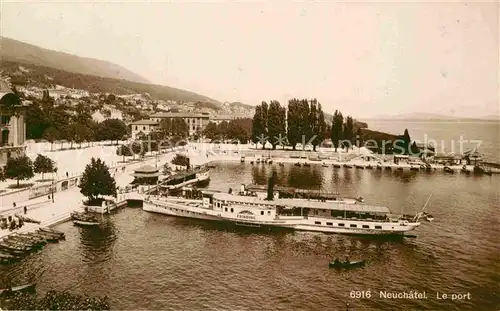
[266,171,277,201]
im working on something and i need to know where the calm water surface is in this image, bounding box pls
[366,119,500,162]
[1,162,499,311]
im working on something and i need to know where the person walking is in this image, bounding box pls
[23,206,27,214]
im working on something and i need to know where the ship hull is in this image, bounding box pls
[143,198,419,236]
[143,199,220,221]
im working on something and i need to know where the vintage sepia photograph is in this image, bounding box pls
[0,1,498,310]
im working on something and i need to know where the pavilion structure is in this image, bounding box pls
[131,165,160,185]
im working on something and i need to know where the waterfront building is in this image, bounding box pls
[0,78,28,166]
[130,119,159,139]
[150,112,210,136]
[209,114,247,125]
[432,153,466,165]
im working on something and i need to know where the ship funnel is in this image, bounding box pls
[266,171,277,201]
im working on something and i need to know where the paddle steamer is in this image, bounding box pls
[143,182,425,235]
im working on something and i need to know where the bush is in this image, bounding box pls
[4,290,110,310]
[171,154,190,167]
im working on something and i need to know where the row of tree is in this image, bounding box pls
[203,118,252,143]
[252,99,327,151]
[250,99,415,154]
[0,154,56,187]
[25,95,129,148]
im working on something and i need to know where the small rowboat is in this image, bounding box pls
[333,164,342,168]
[0,283,36,295]
[343,164,353,168]
[38,227,64,235]
[322,163,329,167]
[354,164,364,169]
[329,260,366,269]
[73,219,100,227]
[443,166,454,173]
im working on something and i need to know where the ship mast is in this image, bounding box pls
[414,193,433,222]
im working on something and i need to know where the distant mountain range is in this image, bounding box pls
[365,112,499,121]
[0,37,220,105]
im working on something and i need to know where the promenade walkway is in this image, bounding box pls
[0,145,186,239]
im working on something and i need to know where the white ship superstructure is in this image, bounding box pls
[143,185,423,235]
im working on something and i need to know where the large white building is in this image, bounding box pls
[150,112,210,136]
[0,78,27,165]
[130,119,159,139]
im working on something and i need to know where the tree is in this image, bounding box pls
[172,154,190,167]
[287,98,301,150]
[226,120,249,143]
[33,154,55,180]
[96,119,128,143]
[203,122,218,140]
[402,129,411,155]
[216,121,229,141]
[131,141,145,159]
[330,110,344,152]
[308,99,326,151]
[79,157,117,203]
[267,100,286,149]
[116,144,133,162]
[251,102,268,149]
[25,103,50,139]
[42,127,60,151]
[297,99,311,149]
[343,116,354,150]
[5,155,34,187]
[159,118,188,138]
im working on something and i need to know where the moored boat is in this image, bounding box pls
[144,181,426,236]
[329,260,366,269]
[0,283,36,295]
[73,219,100,227]
[443,166,454,173]
[161,167,210,190]
[333,163,342,168]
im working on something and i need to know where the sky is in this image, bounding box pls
[1,0,498,118]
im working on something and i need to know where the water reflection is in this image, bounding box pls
[251,164,324,189]
[78,217,117,264]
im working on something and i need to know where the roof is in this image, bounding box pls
[212,193,391,214]
[130,119,159,125]
[134,165,159,173]
[151,112,210,119]
[131,172,160,178]
[209,115,246,121]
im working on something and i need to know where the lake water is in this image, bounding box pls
[365,119,499,162]
[1,161,499,311]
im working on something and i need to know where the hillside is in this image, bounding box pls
[367,112,499,121]
[0,36,149,84]
[1,60,221,104]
